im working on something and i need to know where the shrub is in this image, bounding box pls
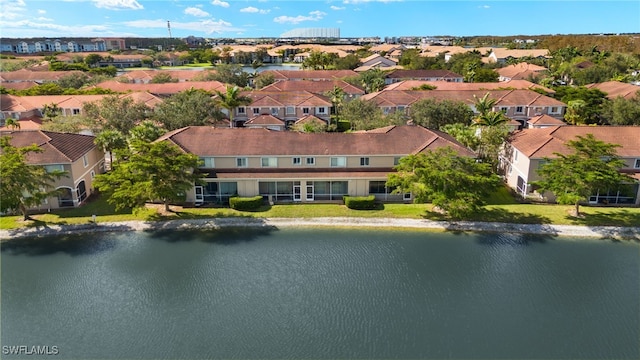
[229,196,264,211]
[343,195,377,210]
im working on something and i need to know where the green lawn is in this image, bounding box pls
[2,194,640,230]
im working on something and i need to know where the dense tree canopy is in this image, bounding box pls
[409,98,474,129]
[535,134,632,216]
[0,137,67,220]
[93,140,203,212]
[386,147,501,218]
[601,93,640,125]
[154,89,223,130]
[83,95,150,134]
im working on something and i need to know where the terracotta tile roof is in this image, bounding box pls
[260,70,358,81]
[497,62,548,80]
[585,81,640,100]
[527,114,567,126]
[0,130,96,164]
[159,125,475,157]
[244,114,285,126]
[260,80,365,95]
[293,115,327,125]
[383,79,554,93]
[91,80,227,95]
[509,126,640,159]
[243,91,332,107]
[0,69,85,82]
[0,81,39,90]
[386,69,462,79]
[490,48,550,59]
[354,64,404,72]
[0,118,43,131]
[119,69,203,82]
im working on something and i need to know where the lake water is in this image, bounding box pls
[2,228,639,359]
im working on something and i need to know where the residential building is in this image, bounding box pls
[486,48,551,64]
[384,69,463,84]
[0,130,105,210]
[260,79,365,98]
[260,70,358,82]
[501,126,640,205]
[383,79,554,95]
[156,124,475,205]
[497,62,549,81]
[233,90,333,127]
[585,81,640,100]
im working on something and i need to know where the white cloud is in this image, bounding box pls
[0,18,111,37]
[331,6,345,11]
[0,0,27,20]
[38,9,46,14]
[92,0,143,10]
[240,7,270,14]
[479,5,490,9]
[184,7,210,17]
[273,11,326,24]
[124,18,241,35]
[211,0,229,8]
[343,0,402,3]
[34,16,54,22]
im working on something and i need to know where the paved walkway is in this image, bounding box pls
[2,217,640,241]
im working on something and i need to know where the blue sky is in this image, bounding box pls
[0,0,639,39]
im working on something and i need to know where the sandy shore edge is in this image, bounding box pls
[2,217,640,241]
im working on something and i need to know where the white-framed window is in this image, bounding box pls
[317,107,326,114]
[306,157,315,165]
[236,157,248,168]
[199,157,215,168]
[515,106,524,113]
[514,150,518,162]
[360,157,370,166]
[383,107,391,115]
[82,154,89,167]
[271,107,279,116]
[635,159,640,168]
[44,164,64,173]
[550,106,559,114]
[394,157,402,165]
[397,106,405,113]
[261,157,278,167]
[237,107,246,114]
[90,170,95,179]
[72,108,81,115]
[253,107,260,115]
[330,156,346,167]
[500,107,508,114]
[286,106,295,114]
[302,107,310,115]
[292,157,301,165]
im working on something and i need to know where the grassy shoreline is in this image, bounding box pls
[2,196,640,230]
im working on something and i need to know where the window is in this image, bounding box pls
[500,107,508,114]
[199,157,215,168]
[369,181,387,194]
[237,107,246,114]
[45,164,65,173]
[313,181,348,201]
[516,106,524,113]
[259,181,294,202]
[236,157,248,168]
[514,151,518,162]
[383,107,391,115]
[253,108,260,115]
[302,107,310,115]
[82,154,88,167]
[261,157,278,167]
[394,157,402,166]
[317,107,326,114]
[397,106,405,113]
[360,157,370,166]
[292,157,301,165]
[550,106,559,114]
[90,170,95,179]
[271,107,279,116]
[635,159,640,169]
[72,108,81,115]
[306,157,315,165]
[286,106,295,114]
[330,157,346,167]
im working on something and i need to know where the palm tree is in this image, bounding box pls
[324,86,346,126]
[472,92,498,116]
[94,129,126,169]
[42,103,61,121]
[214,86,252,128]
[473,111,508,127]
[5,118,20,130]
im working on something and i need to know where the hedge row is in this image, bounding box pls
[343,195,377,210]
[229,196,264,211]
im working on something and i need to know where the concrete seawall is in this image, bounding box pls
[2,217,640,241]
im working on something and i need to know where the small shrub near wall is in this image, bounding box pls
[229,196,264,211]
[343,195,377,210]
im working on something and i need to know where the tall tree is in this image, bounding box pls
[358,68,386,93]
[472,92,498,116]
[536,134,632,216]
[5,118,20,130]
[473,110,508,126]
[0,137,67,220]
[128,121,166,143]
[339,98,386,130]
[93,140,203,212]
[324,86,346,126]
[386,147,501,219]
[94,129,127,167]
[83,95,149,134]
[409,98,474,129]
[154,89,223,130]
[214,86,252,128]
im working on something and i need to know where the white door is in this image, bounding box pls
[195,186,204,205]
[294,185,301,201]
[305,184,314,201]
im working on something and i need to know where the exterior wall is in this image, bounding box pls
[199,155,399,170]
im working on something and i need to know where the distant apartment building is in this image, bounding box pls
[280,28,340,38]
[0,38,125,54]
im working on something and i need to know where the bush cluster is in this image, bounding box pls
[343,195,377,210]
[229,196,264,211]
